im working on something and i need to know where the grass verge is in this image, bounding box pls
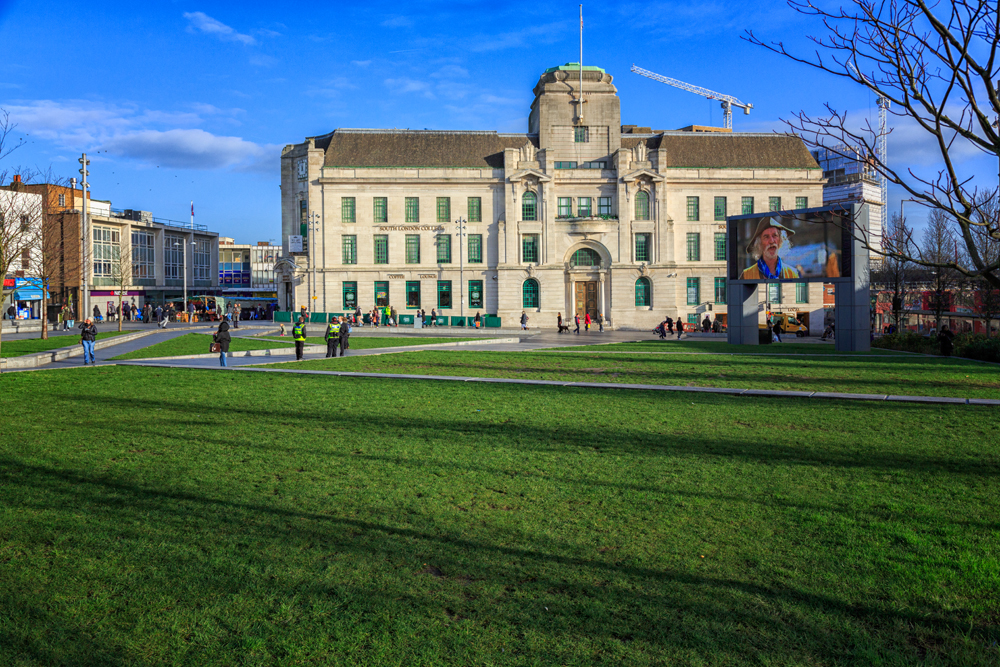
[260,335,491,349]
[0,366,996,666]
[550,339,912,355]
[263,350,1000,399]
[0,330,135,358]
[110,332,292,360]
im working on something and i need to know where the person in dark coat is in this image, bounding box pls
[78,318,98,364]
[213,320,232,367]
[938,325,955,356]
[338,315,350,356]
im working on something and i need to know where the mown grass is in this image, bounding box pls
[552,339,912,355]
[0,330,135,358]
[0,366,996,666]
[111,333,293,360]
[260,335,489,349]
[270,349,1000,399]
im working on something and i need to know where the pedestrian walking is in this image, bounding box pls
[574,313,580,334]
[338,316,350,356]
[597,312,604,333]
[325,316,341,358]
[676,319,683,339]
[474,311,482,329]
[213,320,231,367]
[772,319,783,343]
[293,317,307,360]
[938,325,955,356]
[78,318,97,365]
[93,304,101,321]
[584,313,591,331]
[703,316,711,333]
[557,312,567,333]
[520,311,529,330]
[5,304,14,321]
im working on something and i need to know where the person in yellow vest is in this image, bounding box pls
[324,315,341,358]
[740,219,800,280]
[292,317,307,360]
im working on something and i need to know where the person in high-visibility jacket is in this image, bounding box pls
[292,317,307,360]
[324,316,341,358]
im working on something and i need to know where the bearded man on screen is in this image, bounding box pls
[740,219,800,280]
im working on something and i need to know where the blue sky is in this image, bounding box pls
[0,0,984,241]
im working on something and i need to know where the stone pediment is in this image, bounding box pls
[621,169,663,183]
[508,168,552,183]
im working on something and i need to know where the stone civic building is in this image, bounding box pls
[280,63,824,329]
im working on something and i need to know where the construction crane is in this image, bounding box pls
[848,62,889,240]
[630,64,752,130]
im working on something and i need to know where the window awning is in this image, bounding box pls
[13,289,44,301]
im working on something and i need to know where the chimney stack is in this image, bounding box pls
[12,174,21,184]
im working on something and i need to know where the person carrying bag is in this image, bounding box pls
[212,321,231,367]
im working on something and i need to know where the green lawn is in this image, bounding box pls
[0,367,996,665]
[111,333,293,360]
[0,330,135,358]
[269,350,1000,399]
[260,335,489,349]
[552,339,912,355]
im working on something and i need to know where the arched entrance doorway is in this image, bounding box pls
[564,242,610,320]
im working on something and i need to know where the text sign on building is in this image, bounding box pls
[288,235,304,253]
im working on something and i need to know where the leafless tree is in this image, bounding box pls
[107,231,132,333]
[960,191,1000,333]
[0,182,42,362]
[746,0,1000,287]
[920,209,959,329]
[870,211,916,330]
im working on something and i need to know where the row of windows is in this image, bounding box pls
[682,233,729,262]
[686,196,809,221]
[337,196,483,224]
[342,234,484,265]
[341,280,486,310]
[95,228,209,281]
[765,282,811,304]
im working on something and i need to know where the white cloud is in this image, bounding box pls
[431,65,468,79]
[381,16,413,28]
[350,60,372,67]
[183,11,255,45]
[101,129,277,171]
[465,22,568,52]
[384,78,434,98]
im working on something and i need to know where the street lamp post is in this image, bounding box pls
[455,217,467,319]
[78,154,90,319]
[308,212,320,314]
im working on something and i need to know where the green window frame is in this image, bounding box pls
[577,197,592,217]
[768,283,782,303]
[436,197,450,223]
[796,282,809,304]
[522,191,537,221]
[555,161,577,170]
[437,280,452,309]
[686,196,699,221]
[714,277,727,304]
[635,277,651,307]
[467,197,482,222]
[374,281,389,307]
[635,233,651,263]
[406,281,421,308]
[686,233,701,261]
[469,280,483,308]
[468,234,483,263]
[570,248,602,267]
[299,200,307,237]
[687,277,700,305]
[687,313,699,325]
[522,279,539,309]
[598,196,612,216]
[714,233,727,262]
[405,234,420,264]
[769,197,781,212]
[343,281,357,310]
[741,197,754,215]
[373,235,388,264]
[342,235,357,265]
[557,197,572,217]
[436,234,451,264]
[405,197,419,223]
[341,197,356,223]
[795,196,808,210]
[373,197,388,223]
[714,196,726,221]
[574,126,589,143]
[522,234,539,264]
[635,191,650,220]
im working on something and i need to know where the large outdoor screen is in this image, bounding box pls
[728,206,852,282]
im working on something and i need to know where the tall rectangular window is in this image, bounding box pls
[714,196,727,221]
[521,193,537,221]
[405,197,419,223]
[94,226,121,280]
[343,281,357,310]
[686,232,701,261]
[342,235,357,264]
[795,196,808,209]
[768,283,782,303]
[557,197,572,217]
[405,235,420,264]
[635,233,651,262]
[131,230,154,279]
[714,277,727,304]
[194,240,210,280]
[341,197,356,223]
[714,233,727,261]
[436,197,451,223]
[769,197,782,212]
[687,277,700,305]
[796,283,809,304]
[741,197,754,215]
[163,234,181,280]
[58,193,65,207]
[374,281,389,307]
[436,234,451,263]
[577,197,592,217]
[467,197,482,222]
[469,280,483,308]
[373,197,388,223]
[574,126,589,142]
[406,281,421,308]
[374,235,388,264]
[437,280,452,309]
[522,234,539,263]
[299,200,307,236]
[686,196,700,221]
[468,234,482,263]
[598,196,612,216]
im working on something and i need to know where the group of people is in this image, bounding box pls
[654,317,685,339]
[554,312,605,334]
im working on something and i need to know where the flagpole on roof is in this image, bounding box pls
[190,201,194,230]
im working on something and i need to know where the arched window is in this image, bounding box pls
[521,191,537,221]
[522,279,540,309]
[635,277,651,307]
[570,248,602,267]
[635,191,650,221]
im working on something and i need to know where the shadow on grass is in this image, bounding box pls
[1,456,996,665]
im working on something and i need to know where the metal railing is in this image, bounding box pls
[105,207,210,232]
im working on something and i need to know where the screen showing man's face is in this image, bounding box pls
[731,210,850,281]
[760,227,781,263]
